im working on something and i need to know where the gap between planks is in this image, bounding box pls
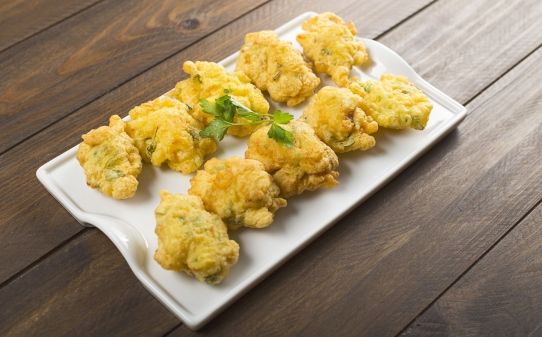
[0,0,106,54]
[394,195,542,337]
[0,229,88,290]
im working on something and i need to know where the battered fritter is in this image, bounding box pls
[349,74,433,130]
[77,115,142,199]
[236,31,320,106]
[170,61,269,137]
[154,191,239,284]
[302,86,378,153]
[189,157,287,230]
[297,12,368,87]
[245,120,339,197]
[126,96,216,174]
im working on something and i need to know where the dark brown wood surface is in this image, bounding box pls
[1,0,541,336]
[401,201,542,337]
[0,0,268,154]
[0,0,102,52]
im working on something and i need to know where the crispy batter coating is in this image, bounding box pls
[126,96,217,174]
[349,74,433,130]
[77,115,142,199]
[170,61,269,137]
[302,86,378,153]
[189,157,287,230]
[297,12,368,87]
[245,121,339,197]
[154,191,239,284]
[236,31,320,106]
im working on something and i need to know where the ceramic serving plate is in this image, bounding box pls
[36,12,467,330]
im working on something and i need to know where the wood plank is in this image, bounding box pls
[166,45,542,337]
[0,230,179,337]
[0,0,101,52]
[0,0,434,285]
[0,0,268,154]
[400,202,542,337]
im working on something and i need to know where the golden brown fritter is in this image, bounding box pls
[302,86,378,153]
[236,31,320,106]
[77,115,142,199]
[189,157,287,230]
[126,96,217,174]
[245,120,339,197]
[297,12,368,87]
[170,61,269,137]
[349,74,433,130]
[154,191,239,285]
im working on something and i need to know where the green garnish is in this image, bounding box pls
[105,169,125,181]
[321,48,332,56]
[271,110,294,124]
[199,119,231,141]
[268,123,294,145]
[145,128,158,158]
[199,94,295,146]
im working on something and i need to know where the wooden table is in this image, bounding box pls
[1,0,541,336]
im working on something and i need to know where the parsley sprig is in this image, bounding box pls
[199,94,295,147]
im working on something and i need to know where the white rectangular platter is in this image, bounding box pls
[36,12,467,330]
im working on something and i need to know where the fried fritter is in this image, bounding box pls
[154,191,239,285]
[236,31,320,106]
[245,120,339,197]
[77,115,142,199]
[170,61,269,137]
[297,12,368,87]
[349,74,433,130]
[126,96,217,174]
[302,86,378,153]
[189,157,287,230]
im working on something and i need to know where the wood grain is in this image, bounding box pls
[400,202,542,337]
[0,0,433,285]
[0,0,268,154]
[0,0,101,52]
[167,44,542,337]
[0,230,179,337]
[378,0,542,103]
[1,0,541,336]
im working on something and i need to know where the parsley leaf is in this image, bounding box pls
[271,110,294,124]
[198,94,295,146]
[199,98,219,117]
[267,123,294,147]
[215,95,234,122]
[199,119,231,142]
